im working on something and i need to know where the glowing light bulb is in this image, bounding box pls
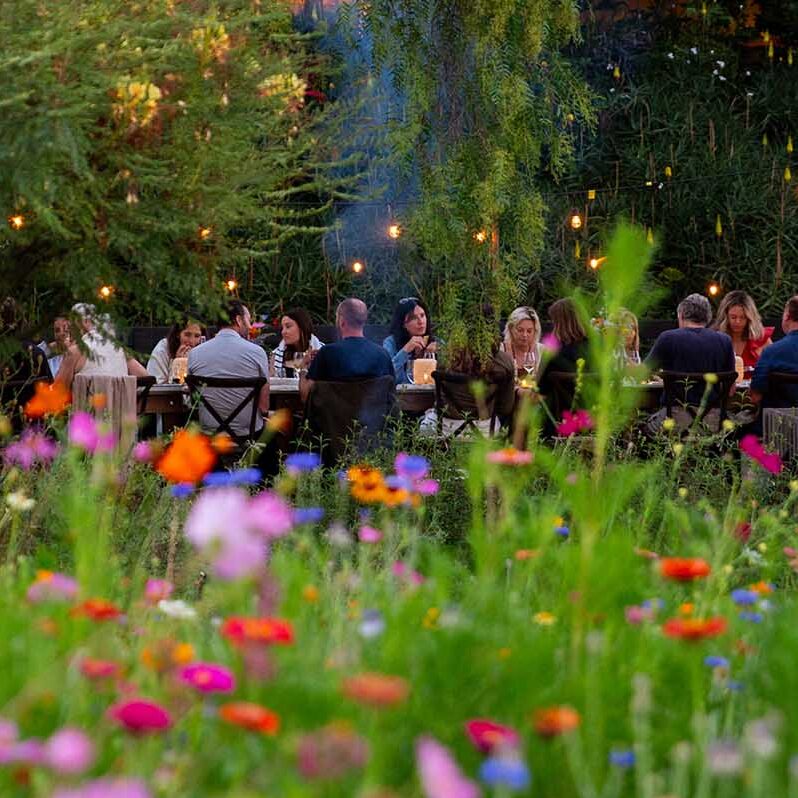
[708,282,720,297]
[387,223,401,239]
[569,213,583,231]
[8,214,25,230]
[351,260,364,274]
[225,279,238,292]
[99,285,114,299]
[474,230,487,243]
[198,226,212,240]
[589,257,606,270]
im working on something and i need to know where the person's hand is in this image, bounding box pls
[302,349,318,368]
[175,344,192,357]
[403,336,426,355]
[424,340,437,354]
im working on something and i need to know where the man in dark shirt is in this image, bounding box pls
[646,293,735,405]
[300,298,393,402]
[750,295,798,408]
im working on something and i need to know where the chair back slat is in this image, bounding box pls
[185,376,266,441]
[659,370,737,426]
[431,370,503,437]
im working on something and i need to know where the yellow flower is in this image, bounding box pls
[533,611,556,626]
[789,480,798,492]
[662,418,676,431]
[704,372,718,385]
[497,647,512,660]
[422,607,440,630]
[722,419,735,432]
[171,643,195,665]
[302,585,319,604]
[673,444,684,456]
[678,487,688,498]
[757,542,768,553]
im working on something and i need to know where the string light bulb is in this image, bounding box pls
[569,212,583,231]
[588,256,605,270]
[387,223,401,240]
[708,282,720,297]
[8,214,25,230]
[198,226,212,241]
[474,230,487,243]
[225,278,238,292]
[351,260,365,274]
[99,285,114,300]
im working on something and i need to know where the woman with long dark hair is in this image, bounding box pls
[146,318,205,383]
[382,297,436,384]
[271,308,323,377]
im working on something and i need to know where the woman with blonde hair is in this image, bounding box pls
[612,308,640,366]
[712,290,773,368]
[501,306,542,376]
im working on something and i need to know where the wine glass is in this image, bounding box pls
[287,351,307,372]
[523,350,536,378]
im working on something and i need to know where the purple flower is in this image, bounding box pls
[144,579,173,604]
[0,738,46,766]
[624,605,654,625]
[358,525,383,543]
[416,736,481,798]
[52,778,152,798]
[540,333,561,355]
[414,479,440,496]
[45,728,95,774]
[3,429,58,469]
[26,572,79,603]
[286,452,321,474]
[395,453,430,480]
[294,507,325,525]
[132,441,153,463]
[68,412,115,454]
[247,491,294,540]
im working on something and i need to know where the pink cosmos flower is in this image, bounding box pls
[247,491,294,539]
[45,728,95,775]
[26,571,79,603]
[556,409,594,437]
[179,663,236,694]
[3,429,58,469]
[52,779,151,798]
[392,561,425,585]
[416,735,481,798]
[144,579,173,604]
[68,412,115,454]
[414,478,440,496]
[108,699,172,735]
[624,605,655,625]
[358,525,383,544]
[540,333,561,355]
[132,441,153,463]
[0,738,46,766]
[740,435,782,475]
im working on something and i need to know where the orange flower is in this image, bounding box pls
[219,702,280,735]
[267,407,293,434]
[221,616,294,647]
[659,557,711,581]
[532,706,581,737]
[749,580,773,595]
[514,549,540,561]
[486,448,534,466]
[678,603,694,616]
[349,466,388,504]
[71,598,123,621]
[24,381,71,419]
[211,433,236,455]
[381,485,412,508]
[662,617,727,641]
[341,673,410,708]
[90,393,107,411]
[155,429,217,484]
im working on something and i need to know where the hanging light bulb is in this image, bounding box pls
[98,285,114,300]
[351,260,365,274]
[708,282,720,297]
[588,256,605,270]
[387,223,401,239]
[198,226,212,240]
[8,214,25,230]
[225,278,238,292]
[569,212,583,230]
[474,230,487,243]
[587,189,596,200]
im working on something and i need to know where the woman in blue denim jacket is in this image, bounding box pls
[382,297,437,385]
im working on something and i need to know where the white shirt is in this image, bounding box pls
[77,330,127,377]
[271,334,324,377]
[146,338,172,384]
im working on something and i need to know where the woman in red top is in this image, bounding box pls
[712,290,773,368]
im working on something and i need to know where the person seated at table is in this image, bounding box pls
[37,315,71,377]
[537,298,591,396]
[382,297,437,385]
[55,303,148,387]
[712,290,773,369]
[271,308,324,378]
[146,318,205,383]
[613,308,641,367]
[188,299,270,440]
[300,298,393,402]
[501,306,542,377]
[749,295,798,409]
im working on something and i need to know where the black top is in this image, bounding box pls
[307,336,394,382]
[538,339,591,397]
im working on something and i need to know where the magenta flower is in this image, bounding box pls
[132,441,153,463]
[740,435,782,475]
[416,735,481,798]
[108,699,172,735]
[179,662,236,694]
[556,410,594,437]
[414,478,440,496]
[358,525,383,544]
[3,429,58,469]
[247,491,294,539]
[0,718,18,745]
[0,738,46,766]
[68,413,115,454]
[392,561,425,585]
[26,571,79,603]
[540,333,561,355]
[45,728,95,775]
[144,579,173,605]
[52,779,151,798]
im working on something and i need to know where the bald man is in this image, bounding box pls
[300,298,393,402]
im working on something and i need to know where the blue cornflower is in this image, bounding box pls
[285,452,321,473]
[386,474,412,490]
[293,507,325,525]
[358,609,386,639]
[704,655,730,669]
[479,756,531,791]
[739,610,763,623]
[642,598,664,610]
[555,526,570,538]
[171,483,195,499]
[203,468,261,487]
[394,453,430,480]
[727,680,745,692]
[609,750,636,768]
[730,589,758,606]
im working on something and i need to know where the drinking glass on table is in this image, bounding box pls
[520,350,537,387]
[286,351,308,373]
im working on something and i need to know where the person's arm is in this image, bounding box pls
[55,344,85,387]
[126,357,149,378]
[258,382,270,415]
[256,349,270,414]
[146,340,170,383]
[299,374,313,404]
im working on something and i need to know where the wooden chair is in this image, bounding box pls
[431,370,505,437]
[135,375,157,416]
[185,375,267,445]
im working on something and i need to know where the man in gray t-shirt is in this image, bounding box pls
[188,301,270,438]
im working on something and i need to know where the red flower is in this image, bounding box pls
[464,719,520,753]
[341,673,410,708]
[219,702,280,735]
[662,617,727,641]
[79,658,121,680]
[108,699,172,734]
[735,522,752,542]
[659,557,711,581]
[71,599,123,621]
[221,617,294,647]
[532,706,581,737]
